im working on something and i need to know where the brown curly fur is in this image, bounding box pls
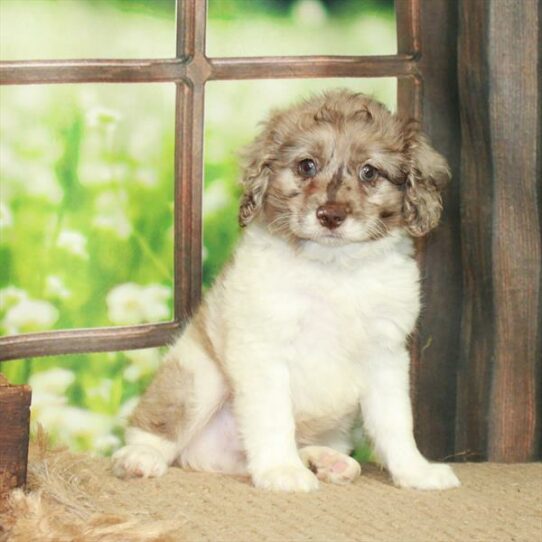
[238,90,450,238]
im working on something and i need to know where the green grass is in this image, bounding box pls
[0,0,395,456]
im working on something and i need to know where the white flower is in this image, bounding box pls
[141,285,171,321]
[29,368,75,396]
[93,191,132,239]
[125,348,161,371]
[45,275,71,299]
[3,298,59,333]
[93,211,132,239]
[106,283,171,325]
[0,286,28,311]
[123,364,142,382]
[57,229,88,259]
[106,283,144,325]
[0,202,13,230]
[30,391,67,410]
[86,379,113,402]
[292,0,327,27]
[204,179,230,215]
[36,405,114,444]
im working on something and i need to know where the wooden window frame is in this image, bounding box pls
[0,0,428,361]
[0,0,473,461]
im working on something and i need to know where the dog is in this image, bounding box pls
[112,90,460,491]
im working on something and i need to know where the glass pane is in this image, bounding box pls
[0,83,175,335]
[0,346,165,453]
[207,0,396,57]
[203,78,396,285]
[0,0,175,60]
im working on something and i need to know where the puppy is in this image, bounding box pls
[112,90,460,491]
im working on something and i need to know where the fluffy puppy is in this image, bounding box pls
[112,90,460,492]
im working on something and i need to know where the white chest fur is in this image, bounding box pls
[207,226,421,429]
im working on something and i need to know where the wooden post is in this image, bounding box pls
[0,374,32,495]
[457,0,541,461]
[397,0,463,462]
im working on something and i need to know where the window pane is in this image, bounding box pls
[0,84,175,334]
[207,0,396,57]
[203,78,396,285]
[0,346,165,453]
[0,0,175,60]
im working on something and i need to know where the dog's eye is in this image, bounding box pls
[359,164,378,182]
[297,159,317,178]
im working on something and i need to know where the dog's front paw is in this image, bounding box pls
[253,465,319,492]
[112,444,168,479]
[392,462,460,490]
[299,446,361,484]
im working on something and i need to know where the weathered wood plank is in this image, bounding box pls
[408,0,463,461]
[457,0,541,461]
[456,0,494,461]
[0,322,180,362]
[486,0,541,461]
[0,375,32,494]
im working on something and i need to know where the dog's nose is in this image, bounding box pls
[316,203,347,229]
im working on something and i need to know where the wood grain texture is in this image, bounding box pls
[458,0,541,461]
[456,0,494,461]
[486,0,541,461]
[0,323,180,362]
[407,0,463,461]
[0,377,31,493]
[396,0,421,55]
[0,56,416,86]
[173,0,206,322]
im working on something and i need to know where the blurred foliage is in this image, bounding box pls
[0,0,395,456]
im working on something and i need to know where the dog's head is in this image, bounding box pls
[238,90,450,244]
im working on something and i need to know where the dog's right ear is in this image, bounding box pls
[238,130,274,227]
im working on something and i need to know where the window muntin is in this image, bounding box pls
[0,0,418,362]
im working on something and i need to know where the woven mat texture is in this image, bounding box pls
[1,447,541,542]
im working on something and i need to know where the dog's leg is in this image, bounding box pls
[360,348,460,490]
[230,359,319,492]
[112,336,228,479]
[299,446,361,484]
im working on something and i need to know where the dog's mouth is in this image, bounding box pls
[299,229,355,246]
[315,233,353,246]
[318,230,344,240]
[287,215,356,245]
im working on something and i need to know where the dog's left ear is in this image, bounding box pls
[238,130,274,227]
[402,131,451,237]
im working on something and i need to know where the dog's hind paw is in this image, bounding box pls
[112,444,168,479]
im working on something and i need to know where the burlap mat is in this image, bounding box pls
[1,441,541,542]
